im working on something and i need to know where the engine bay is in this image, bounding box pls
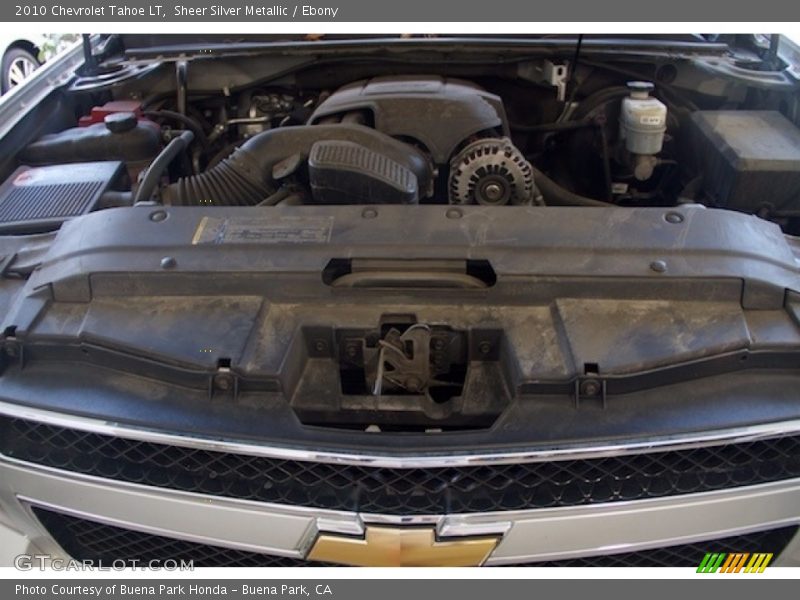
[2,35,800,234]
[2,36,800,432]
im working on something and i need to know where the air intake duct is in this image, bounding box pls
[162,124,433,206]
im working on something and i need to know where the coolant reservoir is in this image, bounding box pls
[619,81,667,155]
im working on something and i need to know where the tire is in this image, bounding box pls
[1,47,40,94]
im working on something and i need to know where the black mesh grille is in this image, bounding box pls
[33,507,798,568]
[3,416,800,515]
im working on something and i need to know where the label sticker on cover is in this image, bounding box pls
[192,216,333,245]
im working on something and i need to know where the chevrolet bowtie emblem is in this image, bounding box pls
[307,526,500,567]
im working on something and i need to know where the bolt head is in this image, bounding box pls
[665,212,683,224]
[213,374,232,391]
[160,256,177,270]
[580,379,601,397]
[484,183,503,202]
[405,376,422,393]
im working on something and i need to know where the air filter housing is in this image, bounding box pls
[308,140,418,204]
[0,161,124,233]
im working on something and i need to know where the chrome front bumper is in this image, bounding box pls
[2,455,800,566]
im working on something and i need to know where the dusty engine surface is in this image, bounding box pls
[163,76,537,207]
[308,76,509,164]
[3,59,800,233]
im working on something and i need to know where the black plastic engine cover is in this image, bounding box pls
[309,76,508,164]
[2,204,800,446]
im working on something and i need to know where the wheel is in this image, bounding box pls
[1,47,40,94]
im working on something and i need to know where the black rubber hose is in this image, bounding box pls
[168,149,268,206]
[569,86,629,121]
[142,110,209,148]
[163,124,434,206]
[134,130,194,204]
[532,166,614,207]
[510,119,595,133]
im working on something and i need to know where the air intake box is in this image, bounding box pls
[688,111,800,213]
[308,140,418,204]
[0,161,125,233]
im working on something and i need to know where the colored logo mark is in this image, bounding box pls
[697,552,773,573]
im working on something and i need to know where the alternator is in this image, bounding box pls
[448,137,535,205]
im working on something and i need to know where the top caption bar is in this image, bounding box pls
[3,0,800,22]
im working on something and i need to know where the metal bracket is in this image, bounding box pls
[574,377,607,408]
[517,60,569,102]
[372,325,432,395]
[209,365,238,400]
[1,332,23,371]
